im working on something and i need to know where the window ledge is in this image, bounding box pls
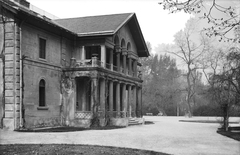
[37,106,49,110]
[39,58,47,62]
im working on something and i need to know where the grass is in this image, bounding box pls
[0,144,171,155]
[217,127,240,141]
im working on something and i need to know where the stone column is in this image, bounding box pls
[101,45,106,68]
[132,86,137,117]
[137,87,142,117]
[128,85,132,117]
[109,80,113,112]
[122,83,127,117]
[81,46,85,60]
[100,78,106,112]
[99,78,106,126]
[110,49,113,71]
[134,60,138,77]
[82,86,86,111]
[91,77,98,113]
[116,82,120,117]
[122,51,127,75]
[128,57,132,76]
[116,52,120,72]
[92,55,98,67]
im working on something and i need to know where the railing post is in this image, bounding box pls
[92,54,98,67]
[101,45,106,68]
[70,57,76,67]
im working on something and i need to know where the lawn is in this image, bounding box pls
[0,144,170,155]
[217,127,240,141]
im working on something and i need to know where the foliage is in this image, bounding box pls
[159,0,240,43]
[164,18,209,117]
[206,47,240,130]
[141,53,181,116]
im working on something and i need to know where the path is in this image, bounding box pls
[0,116,239,155]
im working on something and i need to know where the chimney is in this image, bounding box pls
[14,0,30,8]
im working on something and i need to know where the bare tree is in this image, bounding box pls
[159,0,240,43]
[166,18,208,117]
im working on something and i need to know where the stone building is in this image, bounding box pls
[0,0,149,130]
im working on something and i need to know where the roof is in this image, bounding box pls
[1,0,76,39]
[2,0,149,57]
[53,13,133,36]
[54,13,150,57]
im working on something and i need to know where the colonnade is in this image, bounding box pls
[77,76,142,118]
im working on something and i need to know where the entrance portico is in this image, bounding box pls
[69,68,142,127]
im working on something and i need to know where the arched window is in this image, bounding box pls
[121,39,125,48]
[127,42,131,51]
[114,35,119,45]
[39,79,46,107]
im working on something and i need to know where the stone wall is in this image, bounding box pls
[0,58,3,128]
[21,23,74,128]
[2,16,21,130]
[116,24,138,54]
[0,12,4,128]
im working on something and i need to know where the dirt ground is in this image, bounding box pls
[0,144,170,155]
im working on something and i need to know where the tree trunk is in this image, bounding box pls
[186,64,192,117]
[223,104,229,131]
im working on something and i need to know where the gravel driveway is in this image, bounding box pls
[0,116,239,155]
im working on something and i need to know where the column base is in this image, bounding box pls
[99,118,106,127]
[3,118,19,130]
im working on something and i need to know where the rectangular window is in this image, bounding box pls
[39,38,46,59]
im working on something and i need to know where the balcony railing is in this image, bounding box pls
[75,111,93,119]
[75,59,92,67]
[75,111,128,119]
[71,58,142,79]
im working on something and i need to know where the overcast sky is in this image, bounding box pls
[27,0,192,54]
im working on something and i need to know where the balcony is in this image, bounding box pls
[69,57,142,79]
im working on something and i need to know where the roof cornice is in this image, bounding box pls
[113,13,135,34]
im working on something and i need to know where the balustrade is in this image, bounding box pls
[71,58,141,78]
[75,111,127,119]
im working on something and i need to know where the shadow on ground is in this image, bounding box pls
[15,126,126,132]
[0,144,171,155]
[179,120,239,124]
[217,127,240,141]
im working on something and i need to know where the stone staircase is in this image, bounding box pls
[128,117,144,126]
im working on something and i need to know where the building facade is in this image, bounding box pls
[0,0,149,130]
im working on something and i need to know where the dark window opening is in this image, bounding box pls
[39,38,46,59]
[85,46,101,60]
[39,79,46,107]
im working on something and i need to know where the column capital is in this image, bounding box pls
[128,52,138,60]
[90,72,98,79]
[122,48,128,54]
[113,79,119,83]
[122,51,128,56]
[115,45,121,53]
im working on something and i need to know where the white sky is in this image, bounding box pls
[27,0,191,54]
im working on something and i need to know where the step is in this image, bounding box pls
[128,118,142,126]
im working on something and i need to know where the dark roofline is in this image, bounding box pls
[131,13,150,57]
[2,0,149,57]
[114,13,135,34]
[1,0,77,39]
